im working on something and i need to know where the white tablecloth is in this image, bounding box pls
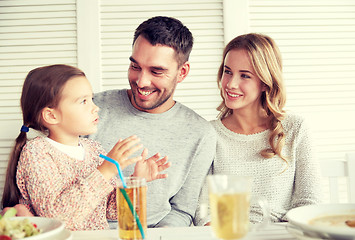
[71,223,296,240]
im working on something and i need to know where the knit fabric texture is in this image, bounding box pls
[194,113,322,226]
[16,136,118,231]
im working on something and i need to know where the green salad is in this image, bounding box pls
[0,208,41,239]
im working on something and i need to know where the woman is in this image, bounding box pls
[195,33,321,225]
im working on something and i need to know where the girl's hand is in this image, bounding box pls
[98,135,143,180]
[0,204,33,217]
[132,148,171,182]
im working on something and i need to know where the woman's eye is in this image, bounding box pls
[241,74,251,79]
[224,69,232,75]
[81,99,87,104]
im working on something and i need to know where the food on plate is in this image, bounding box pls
[345,219,355,227]
[309,214,355,228]
[0,208,41,239]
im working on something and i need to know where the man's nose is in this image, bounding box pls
[136,71,151,88]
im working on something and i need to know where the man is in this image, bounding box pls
[2,16,216,228]
[89,16,216,227]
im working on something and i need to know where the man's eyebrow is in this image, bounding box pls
[152,66,168,71]
[129,56,168,71]
[129,56,137,63]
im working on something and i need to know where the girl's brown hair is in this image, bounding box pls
[1,64,85,208]
[217,33,287,163]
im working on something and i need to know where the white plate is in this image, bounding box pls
[286,204,355,240]
[9,217,65,239]
[287,224,325,240]
[50,229,72,240]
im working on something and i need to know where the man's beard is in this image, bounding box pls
[130,76,178,111]
[132,88,173,110]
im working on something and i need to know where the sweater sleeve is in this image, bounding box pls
[106,177,119,220]
[193,166,212,226]
[16,143,114,227]
[155,128,217,227]
[283,118,322,220]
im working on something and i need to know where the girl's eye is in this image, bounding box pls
[81,99,87,104]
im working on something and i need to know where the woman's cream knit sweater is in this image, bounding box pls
[194,113,322,225]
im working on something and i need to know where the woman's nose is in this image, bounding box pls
[226,76,239,89]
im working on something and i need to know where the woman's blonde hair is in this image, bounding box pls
[217,33,287,163]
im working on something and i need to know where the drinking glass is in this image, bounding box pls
[117,177,147,240]
[208,175,269,240]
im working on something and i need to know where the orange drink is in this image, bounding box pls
[117,177,147,240]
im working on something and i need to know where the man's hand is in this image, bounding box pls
[133,148,171,182]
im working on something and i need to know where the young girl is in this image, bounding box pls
[195,33,322,225]
[1,64,170,231]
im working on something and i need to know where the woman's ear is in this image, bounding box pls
[262,83,268,92]
[177,61,190,83]
[41,107,59,125]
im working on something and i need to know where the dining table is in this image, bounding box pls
[71,223,297,240]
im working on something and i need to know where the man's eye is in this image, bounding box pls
[152,71,163,75]
[130,64,140,70]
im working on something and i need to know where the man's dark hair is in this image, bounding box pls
[133,16,193,67]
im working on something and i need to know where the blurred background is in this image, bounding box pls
[1,0,355,202]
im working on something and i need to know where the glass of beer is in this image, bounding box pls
[117,177,147,240]
[208,175,269,240]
